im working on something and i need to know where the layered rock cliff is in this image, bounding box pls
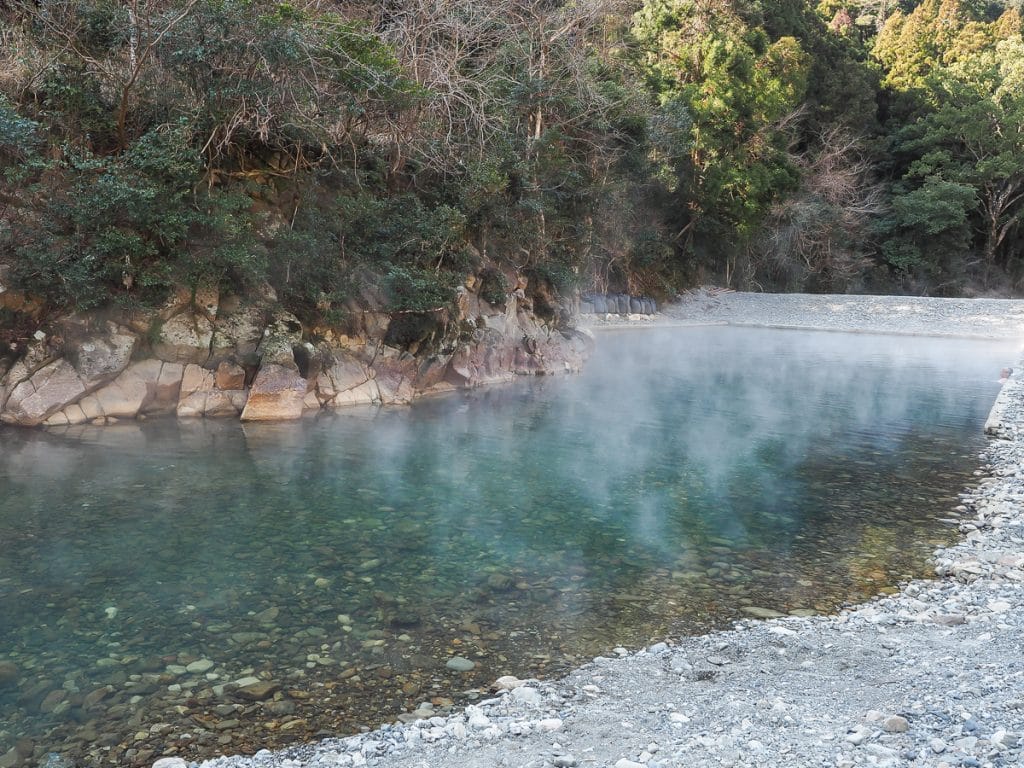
[0,271,593,427]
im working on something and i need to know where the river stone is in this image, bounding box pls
[236,681,280,701]
[883,715,910,733]
[240,363,306,421]
[741,606,786,619]
[152,759,188,768]
[186,659,214,674]
[39,689,66,713]
[2,359,86,426]
[493,675,524,690]
[445,656,476,672]
[0,661,18,688]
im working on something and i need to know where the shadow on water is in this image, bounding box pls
[0,327,1016,766]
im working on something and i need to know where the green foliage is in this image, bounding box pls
[478,268,510,307]
[2,0,1024,315]
[6,120,261,309]
[382,265,457,312]
[634,0,811,267]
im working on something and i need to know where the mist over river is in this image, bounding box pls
[0,327,1016,766]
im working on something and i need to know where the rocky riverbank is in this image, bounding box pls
[0,274,592,428]
[181,292,1024,768]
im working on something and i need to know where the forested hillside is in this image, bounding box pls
[1,0,1022,330]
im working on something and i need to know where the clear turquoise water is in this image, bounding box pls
[0,327,1015,766]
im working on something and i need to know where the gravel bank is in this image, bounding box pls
[195,293,1024,768]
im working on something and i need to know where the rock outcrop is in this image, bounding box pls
[0,268,595,427]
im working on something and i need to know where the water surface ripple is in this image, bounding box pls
[0,327,1014,766]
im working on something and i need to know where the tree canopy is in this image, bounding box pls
[1,0,1022,324]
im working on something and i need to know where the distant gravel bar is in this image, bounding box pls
[195,293,1024,768]
[659,290,1024,338]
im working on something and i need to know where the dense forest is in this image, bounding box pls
[1,0,1022,329]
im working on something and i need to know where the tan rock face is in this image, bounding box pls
[319,353,378,408]
[256,311,304,369]
[177,364,216,418]
[1,359,86,426]
[210,305,266,362]
[152,312,214,365]
[68,323,137,386]
[240,363,307,421]
[373,350,417,405]
[203,390,244,418]
[92,361,163,418]
[215,361,246,390]
[151,362,185,413]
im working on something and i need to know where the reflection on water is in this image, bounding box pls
[0,327,1015,767]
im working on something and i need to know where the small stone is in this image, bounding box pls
[883,715,910,733]
[492,675,523,690]
[186,659,214,674]
[536,718,563,732]
[845,725,871,745]
[152,759,188,768]
[929,738,946,754]
[553,756,577,767]
[445,656,476,672]
[706,656,729,666]
[614,760,644,768]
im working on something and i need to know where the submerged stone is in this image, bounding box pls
[445,657,476,673]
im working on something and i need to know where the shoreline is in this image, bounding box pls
[180,293,1023,767]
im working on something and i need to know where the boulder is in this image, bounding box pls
[67,322,137,386]
[240,364,307,421]
[152,312,214,365]
[92,360,163,419]
[320,353,376,406]
[203,390,244,418]
[1,359,86,426]
[1,339,58,410]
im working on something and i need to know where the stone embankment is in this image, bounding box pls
[0,275,593,428]
[185,292,1024,768]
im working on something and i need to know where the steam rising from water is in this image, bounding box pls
[0,326,1016,759]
